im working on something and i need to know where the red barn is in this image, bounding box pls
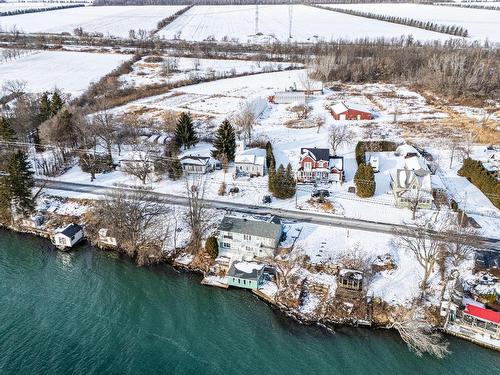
[331,102,373,121]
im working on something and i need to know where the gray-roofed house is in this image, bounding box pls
[227,261,266,289]
[217,215,283,259]
[52,223,84,250]
[390,155,432,209]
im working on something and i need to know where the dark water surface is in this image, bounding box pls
[0,229,498,375]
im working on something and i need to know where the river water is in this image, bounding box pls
[0,229,498,374]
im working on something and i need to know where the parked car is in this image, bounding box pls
[229,187,239,194]
[262,195,272,204]
[311,189,330,198]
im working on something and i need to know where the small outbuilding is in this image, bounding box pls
[460,304,500,339]
[52,223,84,250]
[336,269,364,298]
[234,148,267,177]
[331,102,373,121]
[227,261,266,290]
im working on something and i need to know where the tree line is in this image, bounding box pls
[0,4,85,17]
[436,3,500,11]
[312,5,469,38]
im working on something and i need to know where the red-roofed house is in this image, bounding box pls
[331,102,373,121]
[461,304,500,339]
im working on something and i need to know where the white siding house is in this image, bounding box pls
[180,155,218,174]
[234,148,267,177]
[52,224,84,250]
[217,216,283,260]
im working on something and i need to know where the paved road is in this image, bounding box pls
[36,179,500,252]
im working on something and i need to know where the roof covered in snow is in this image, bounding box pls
[331,101,371,115]
[227,261,265,280]
[180,155,211,166]
[235,148,266,166]
[219,215,282,240]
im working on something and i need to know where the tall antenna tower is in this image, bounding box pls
[255,1,259,35]
[288,0,293,40]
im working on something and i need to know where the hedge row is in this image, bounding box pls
[0,4,84,17]
[458,158,500,209]
[355,141,397,166]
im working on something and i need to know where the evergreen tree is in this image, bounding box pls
[205,236,218,259]
[265,141,275,169]
[175,112,197,150]
[38,92,52,123]
[0,176,11,224]
[354,163,375,198]
[268,162,276,195]
[168,156,183,180]
[0,117,16,142]
[211,119,236,161]
[6,150,34,216]
[283,163,296,198]
[50,91,64,117]
[272,164,287,199]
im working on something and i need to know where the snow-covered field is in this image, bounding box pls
[0,5,185,37]
[120,55,301,88]
[157,4,459,43]
[325,3,500,44]
[0,50,130,95]
[0,2,56,12]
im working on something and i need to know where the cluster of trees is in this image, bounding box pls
[0,4,84,17]
[1,48,32,63]
[316,5,469,37]
[311,44,499,101]
[458,158,500,208]
[436,3,500,11]
[354,163,375,198]
[269,163,296,199]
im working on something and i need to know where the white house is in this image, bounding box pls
[390,155,432,209]
[217,216,283,260]
[180,155,218,174]
[234,148,267,177]
[98,228,118,248]
[52,223,84,250]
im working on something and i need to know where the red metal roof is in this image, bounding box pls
[464,304,500,324]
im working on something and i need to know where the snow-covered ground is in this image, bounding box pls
[0,2,58,12]
[119,55,300,88]
[157,4,460,43]
[0,50,130,95]
[325,3,500,44]
[0,5,185,37]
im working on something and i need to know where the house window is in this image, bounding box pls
[304,162,312,171]
[58,237,65,244]
[243,280,246,285]
[223,234,233,239]
[223,242,231,248]
[244,234,251,240]
[238,279,240,284]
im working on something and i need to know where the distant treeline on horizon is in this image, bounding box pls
[92,0,440,6]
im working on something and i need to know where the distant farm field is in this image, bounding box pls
[324,3,500,43]
[0,50,129,95]
[0,5,185,37]
[157,4,460,43]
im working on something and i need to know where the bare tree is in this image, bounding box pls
[2,79,27,97]
[443,212,479,268]
[406,186,429,221]
[231,101,256,144]
[395,215,447,294]
[328,124,354,155]
[92,109,119,159]
[91,190,170,266]
[389,313,450,358]
[299,70,315,98]
[184,175,208,254]
[121,143,159,184]
[289,104,311,120]
[314,115,324,134]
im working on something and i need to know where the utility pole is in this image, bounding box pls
[255,1,259,35]
[288,0,293,40]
